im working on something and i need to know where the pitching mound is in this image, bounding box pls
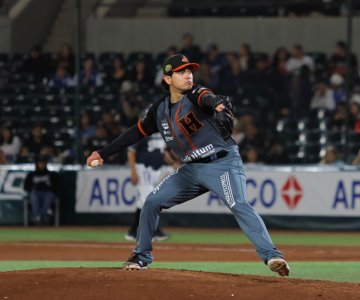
[1,268,359,300]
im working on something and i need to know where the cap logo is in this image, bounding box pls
[182,56,189,63]
[164,64,172,73]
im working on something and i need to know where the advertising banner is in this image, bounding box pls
[76,168,360,217]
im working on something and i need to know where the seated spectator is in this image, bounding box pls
[349,94,360,133]
[0,149,8,164]
[23,156,59,225]
[238,43,255,71]
[320,145,344,166]
[22,124,54,161]
[203,43,227,90]
[272,47,290,75]
[110,56,127,86]
[128,60,153,88]
[48,64,73,88]
[22,44,51,81]
[0,126,21,162]
[310,79,336,111]
[180,32,202,62]
[330,73,346,104]
[243,145,262,164]
[77,58,102,87]
[100,111,121,139]
[286,44,314,75]
[331,102,347,132]
[218,52,242,95]
[330,41,358,78]
[55,43,75,75]
[289,65,313,118]
[79,111,96,144]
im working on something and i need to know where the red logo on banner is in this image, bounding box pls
[281,176,303,209]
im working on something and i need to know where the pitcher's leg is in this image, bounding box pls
[199,155,283,263]
[128,165,207,265]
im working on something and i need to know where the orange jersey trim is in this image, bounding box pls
[197,90,211,106]
[137,120,147,136]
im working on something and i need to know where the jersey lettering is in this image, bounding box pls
[178,112,204,136]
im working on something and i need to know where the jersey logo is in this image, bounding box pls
[178,112,204,136]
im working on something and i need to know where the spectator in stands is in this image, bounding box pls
[48,64,73,89]
[79,111,96,144]
[22,45,51,81]
[180,32,202,62]
[242,145,262,164]
[117,81,142,129]
[270,47,291,116]
[330,41,358,78]
[238,43,255,71]
[77,58,102,87]
[110,56,127,86]
[331,102,347,132]
[128,60,153,88]
[310,79,336,111]
[56,43,75,75]
[22,124,54,161]
[100,111,121,140]
[289,65,313,117]
[264,138,289,165]
[349,94,360,133]
[320,145,344,166]
[0,149,8,164]
[330,73,346,105]
[238,121,264,160]
[84,125,119,162]
[272,47,290,75]
[286,44,314,75]
[0,126,21,162]
[23,156,59,225]
[218,52,242,95]
[203,43,227,91]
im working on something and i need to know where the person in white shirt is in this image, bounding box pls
[0,126,21,162]
[286,44,314,75]
[310,79,336,111]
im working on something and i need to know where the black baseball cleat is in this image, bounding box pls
[268,257,290,276]
[123,253,148,270]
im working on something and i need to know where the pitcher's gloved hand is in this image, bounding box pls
[214,96,234,139]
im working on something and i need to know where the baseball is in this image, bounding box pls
[90,160,100,167]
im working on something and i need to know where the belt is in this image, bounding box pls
[189,150,228,164]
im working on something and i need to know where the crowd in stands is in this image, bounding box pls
[0,33,360,166]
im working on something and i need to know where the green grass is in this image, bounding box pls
[0,228,360,246]
[1,261,359,283]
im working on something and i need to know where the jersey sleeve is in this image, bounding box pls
[137,98,161,136]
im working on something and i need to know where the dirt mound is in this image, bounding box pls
[0,268,359,300]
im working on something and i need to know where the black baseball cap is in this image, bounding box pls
[161,54,200,91]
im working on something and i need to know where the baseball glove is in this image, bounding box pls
[214,95,234,139]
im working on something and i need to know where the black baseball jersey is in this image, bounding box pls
[128,133,165,170]
[137,93,234,163]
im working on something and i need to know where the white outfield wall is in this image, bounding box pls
[86,17,360,57]
[75,166,360,217]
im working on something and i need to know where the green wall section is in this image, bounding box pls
[0,229,360,246]
[0,261,359,283]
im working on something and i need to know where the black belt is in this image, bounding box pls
[189,150,228,164]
